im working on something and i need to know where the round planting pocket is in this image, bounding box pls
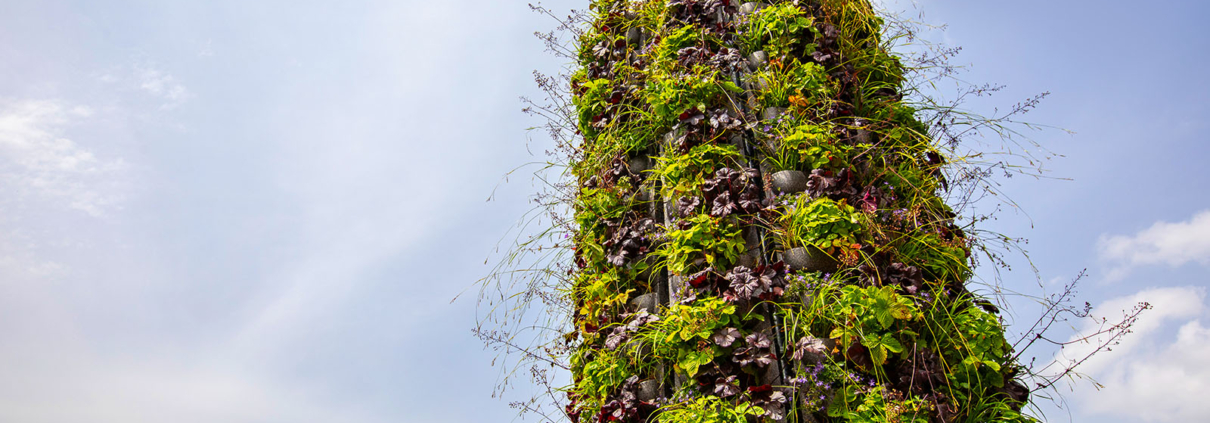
[762,106,787,122]
[637,380,661,401]
[748,50,768,70]
[628,155,650,174]
[782,246,839,273]
[628,292,660,314]
[626,27,645,45]
[771,170,807,194]
[739,2,767,15]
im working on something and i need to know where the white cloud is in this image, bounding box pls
[135,65,192,109]
[1054,286,1210,422]
[1097,210,1210,281]
[0,336,387,423]
[198,39,215,58]
[1053,286,1203,375]
[95,64,193,109]
[1083,320,1210,422]
[0,99,126,216]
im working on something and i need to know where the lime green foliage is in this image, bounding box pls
[653,26,705,66]
[824,285,917,366]
[641,297,741,376]
[576,187,628,233]
[574,348,635,409]
[938,304,1011,386]
[830,386,931,423]
[645,26,740,126]
[574,78,617,135]
[952,306,1009,374]
[658,396,763,423]
[653,143,743,198]
[741,4,818,58]
[647,65,743,126]
[899,232,971,283]
[780,196,862,250]
[655,215,744,275]
[752,60,832,109]
[768,122,848,171]
[574,270,632,330]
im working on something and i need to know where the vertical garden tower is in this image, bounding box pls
[566,0,1034,421]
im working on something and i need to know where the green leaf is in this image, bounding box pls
[829,327,846,340]
[984,359,1002,372]
[874,307,895,329]
[870,345,887,365]
[678,350,714,377]
[881,334,905,354]
[679,327,695,341]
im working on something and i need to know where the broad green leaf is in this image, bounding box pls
[882,334,905,354]
[870,345,887,365]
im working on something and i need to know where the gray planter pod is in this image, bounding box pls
[628,155,651,174]
[717,4,735,24]
[630,253,660,283]
[762,106,787,121]
[739,2,766,15]
[626,27,649,46]
[771,170,807,194]
[853,118,874,144]
[723,97,744,117]
[635,188,653,204]
[738,252,759,268]
[748,50,768,70]
[739,227,762,269]
[782,246,839,273]
[744,226,762,251]
[760,355,782,385]
[728,133,746,150]
[626,27,642,45]
[662,127,686,146]
[637,380,661,401]
[628,339,653,358]
[628,292,660,313]
[854,128,874,144]
[750,74,770,91]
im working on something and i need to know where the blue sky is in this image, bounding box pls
[0,0,1206,422]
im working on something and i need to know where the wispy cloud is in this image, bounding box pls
[198,39,216,58]
[95,63,193,109]
[1055,286,1210,422]
[0,99,126,216]
[1097,210,1210,281]
[135,65,192,109]
[0,339,388,423]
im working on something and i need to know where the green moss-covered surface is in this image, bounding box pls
[566,1,1036,422]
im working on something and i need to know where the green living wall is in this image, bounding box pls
[566,1,1035,422]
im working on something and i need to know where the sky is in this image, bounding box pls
[0,0,1206,422]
